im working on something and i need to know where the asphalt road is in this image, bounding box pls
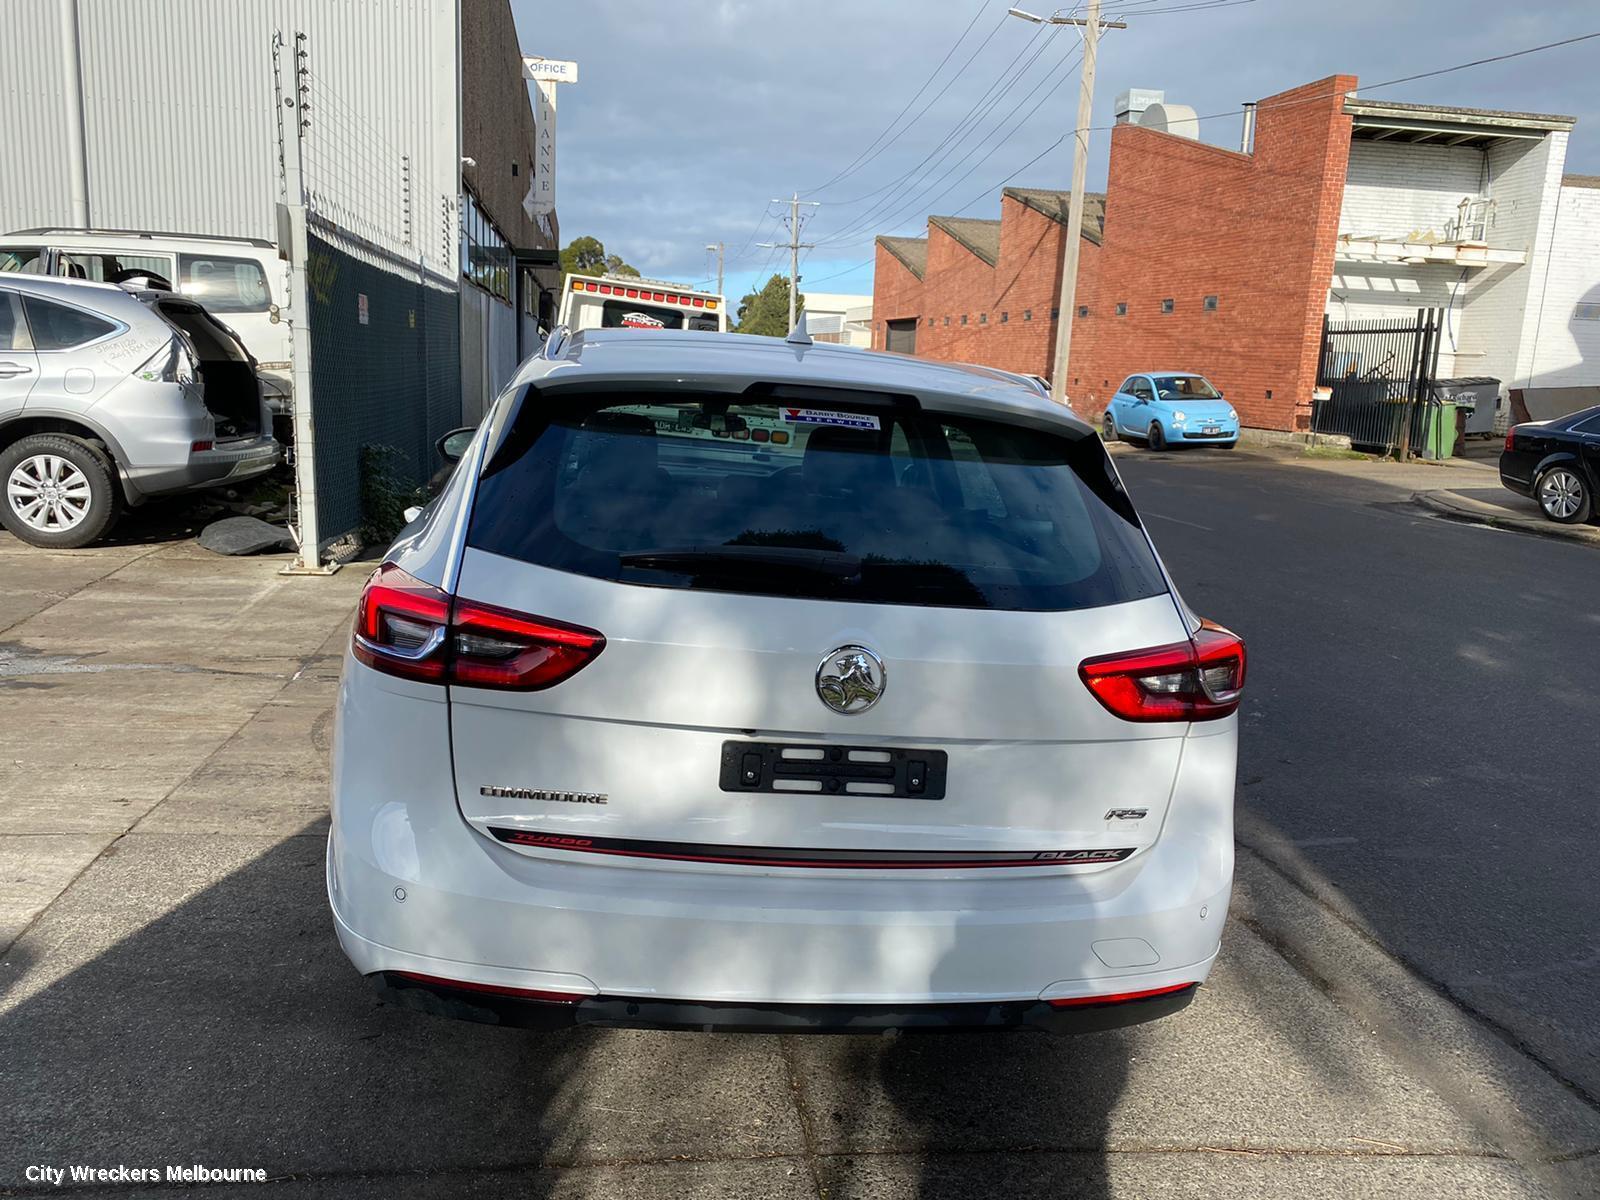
[1117,446,1600,1103]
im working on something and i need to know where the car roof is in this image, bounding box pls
[0,229,273,253]
[519,329,1093,435]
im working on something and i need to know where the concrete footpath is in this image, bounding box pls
[1,527,1598,1198]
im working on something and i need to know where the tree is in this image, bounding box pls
[560,236,639,278]
[735,274,804,337]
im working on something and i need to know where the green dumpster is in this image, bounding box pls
[1419,401,1457,460]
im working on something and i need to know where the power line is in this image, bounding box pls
[1080,28,1600,135]
[817,21,1061,214]
[814,40,1087,248]
[802,0,998,196]
[809,27,1076,249]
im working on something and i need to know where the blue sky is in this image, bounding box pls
[511,0,1600,299]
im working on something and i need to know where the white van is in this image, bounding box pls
[0,229,292,418]
[558,273,726,334]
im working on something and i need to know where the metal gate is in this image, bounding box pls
[1312,309,1443,456]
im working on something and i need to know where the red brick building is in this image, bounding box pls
[874,76,1356,431]
[873,188,1104,378]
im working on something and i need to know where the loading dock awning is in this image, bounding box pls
[1334,237,1526,268]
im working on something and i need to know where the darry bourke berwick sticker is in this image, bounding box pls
[779,408,880,431]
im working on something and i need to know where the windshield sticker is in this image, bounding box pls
[780,408,880,430]
[619,311,665,329]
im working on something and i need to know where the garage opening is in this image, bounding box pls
[885,318,918,355]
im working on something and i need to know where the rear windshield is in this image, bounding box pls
[467,393,1167,612]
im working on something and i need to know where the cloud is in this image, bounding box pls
[514,0,1599,296]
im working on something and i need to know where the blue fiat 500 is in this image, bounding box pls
[1102,373,1239,450]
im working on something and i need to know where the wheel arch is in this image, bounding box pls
[0,411,129,466]
[1533,450,1589,487]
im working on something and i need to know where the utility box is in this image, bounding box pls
[1431,377,1502,437]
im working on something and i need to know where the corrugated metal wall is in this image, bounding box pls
[1,3,76,231]
[4,0,459,279]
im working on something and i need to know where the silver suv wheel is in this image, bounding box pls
[7,454,93,532]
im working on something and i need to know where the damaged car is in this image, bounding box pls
[0,274,279,548]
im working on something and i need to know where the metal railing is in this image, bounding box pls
[1312,309,1443,457]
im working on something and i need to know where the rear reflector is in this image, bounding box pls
[190,440,214,452]
[352,563,605,690]
[1079,619,1245,722]
[1047,982,1195,1009]
[488,827,1136,869]
[391,971,583,1003]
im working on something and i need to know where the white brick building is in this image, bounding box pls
[1327,99,1600,425]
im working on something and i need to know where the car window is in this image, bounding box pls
[0,291,28,350]
[59,252,174,288]
[21,296,118,350]
[468,393,1169,613]
[179,255,272,312]
[157,302,250,362]
[1130,379,1154,401]
[1153,375,1221,400]
[1571,412,1600,435]
[1117,377,1139,394]
[0,247,47,274]
[599,299,685,330]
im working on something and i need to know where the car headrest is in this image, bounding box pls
[802,424,891,495]
[571,411,659,489]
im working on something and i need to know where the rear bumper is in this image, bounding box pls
[328,687,1235,1022]
[122,435,281,500]
[1498,472,1533,497]
[366,969,1200,1034]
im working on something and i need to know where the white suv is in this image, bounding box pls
[328,328,1244,1034]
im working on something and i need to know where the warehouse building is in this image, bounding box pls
[1,0,559,564]
[874,75,1600,435]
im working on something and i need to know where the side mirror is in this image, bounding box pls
[436,427,475,464]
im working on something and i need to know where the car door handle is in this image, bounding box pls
[0,363,34,378]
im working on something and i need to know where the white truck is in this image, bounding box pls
[558,273,727,334]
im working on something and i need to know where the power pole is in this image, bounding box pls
[759,193,818,330]
[705,242,725,297]
[1010,4,1125,406]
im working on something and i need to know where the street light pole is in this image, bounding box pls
[705,242,725,298]
[1009,5,1124,406]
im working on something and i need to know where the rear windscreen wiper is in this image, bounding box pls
[619,545,863,578]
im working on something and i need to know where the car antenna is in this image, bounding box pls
[786,312,812,347]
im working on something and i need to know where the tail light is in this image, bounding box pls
[1079,620,1246,722]
[352,563,604,690]
[1503,426,1517,452]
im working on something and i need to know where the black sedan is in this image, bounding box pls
[1500,404,1600,524]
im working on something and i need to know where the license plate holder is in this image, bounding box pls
[720,741,947,799]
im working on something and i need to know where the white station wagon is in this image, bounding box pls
[328,326,1245,1034]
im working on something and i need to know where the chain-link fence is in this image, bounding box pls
[305,233,459,553]
[272,28,461,567]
